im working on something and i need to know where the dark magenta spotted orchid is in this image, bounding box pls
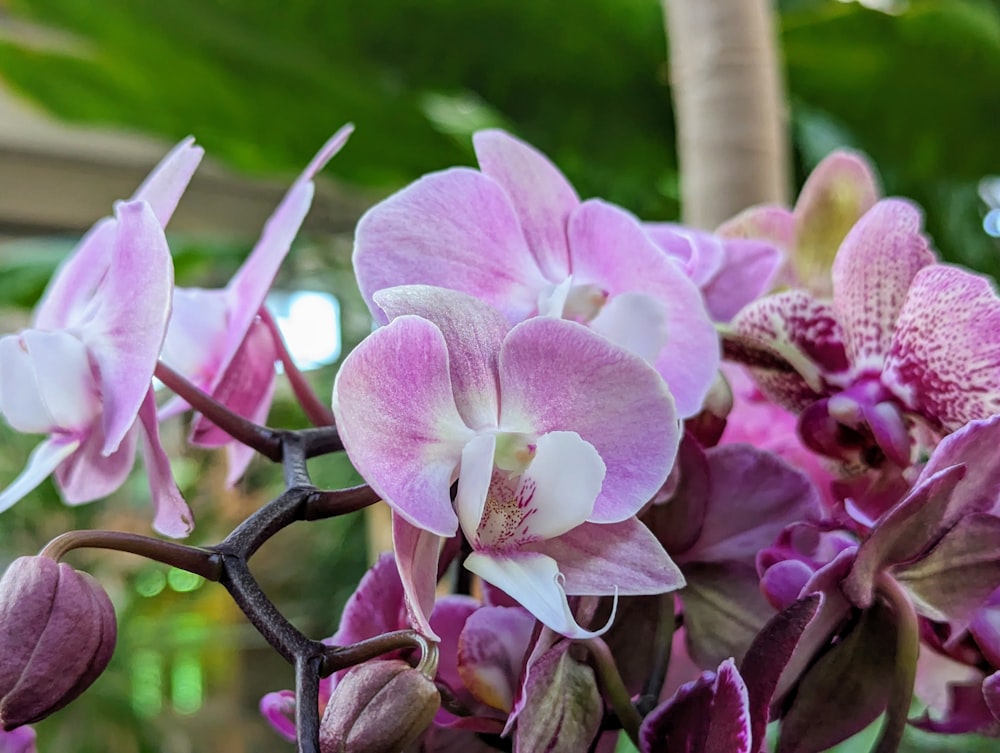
[729,197,1000,521]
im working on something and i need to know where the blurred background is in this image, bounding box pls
[0,0,998,750]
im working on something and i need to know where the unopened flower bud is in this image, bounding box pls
[319,659,440,753]
[0,556,116,729]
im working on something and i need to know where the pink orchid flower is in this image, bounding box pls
[0,139,203,537]
[332,285,684,638]
[352,129,718,418]
[728,198,1000,520]
[160,125,353,485]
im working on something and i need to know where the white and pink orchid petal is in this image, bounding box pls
[56,425,138,504]
[701,239,783,322]
[0,335,58,434]
[730,290,850,411]
[353,168,550,324]
[131,137,204,227]
[19,330,99,432]
[567,200,719,417]
[33,219,117,331]
[331,553,408,647]
[498,317,678,523]
[464,551,609,639]
[792,150,880,297]
[0,437,80,515]
[374,286,508,431]
[392,513,442,641]
[527,518,684,595]
[137,388,193,538]
[831,199,934,371]
[83,200,173,456]
[334,316,473,536]
[516,431,604,540]
[160,288,230,387]
[473,129,578,281]
[589,292,669,365]
[884,264,1000,430]
[456,433,497,542]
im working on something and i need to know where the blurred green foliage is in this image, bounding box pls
[1,1,1000,751]
[2,0,999,274]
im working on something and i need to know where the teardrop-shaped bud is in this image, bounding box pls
[0,556,117,729]
[319,659,440,753]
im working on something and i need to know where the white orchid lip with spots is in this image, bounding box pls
[332,285,685,638]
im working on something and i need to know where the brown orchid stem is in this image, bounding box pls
[155,360,282,460]
[259,306,338,428]
[295,654,324,753]
[321,630,440,678]
[872,573,919,753]
[584,636,643,747]
[40,530,222,581]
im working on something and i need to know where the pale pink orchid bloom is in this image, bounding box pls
[333,285,684,639]
[159,124,353,485]
[0,138,203,537]
[353,128,718,418]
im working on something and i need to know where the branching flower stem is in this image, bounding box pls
[872,573,919,753]
[583,636,643,747]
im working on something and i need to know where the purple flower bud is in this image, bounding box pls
[319,660,440,753]
[0,556,117,729]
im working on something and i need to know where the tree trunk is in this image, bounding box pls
[662,0,790,228]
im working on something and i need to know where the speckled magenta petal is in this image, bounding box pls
[373,285,508,432]
[473,129,578,280]
[884,264,1000,430]
[332,316,473,537]
[353,168,549,325]
[497,317,679,523]
[729,290,850,411]
[831,199,934,371]
[567,200,719,417]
